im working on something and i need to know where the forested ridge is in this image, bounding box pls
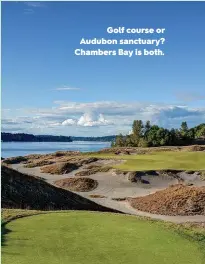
[1,133,72,142]
[1,133,115,142]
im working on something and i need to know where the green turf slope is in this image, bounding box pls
[2,212,204,264]
[90,151,205,171]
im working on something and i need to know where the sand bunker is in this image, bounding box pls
[54,177,98,192]
[129,184,205,216]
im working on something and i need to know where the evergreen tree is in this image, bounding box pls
[125,135,134,147]
[180,122,188,136]
[115,134,125,147]
[132,120,144,146]
[196,126,205,138]
[144,120,151,132]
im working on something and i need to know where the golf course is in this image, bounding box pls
[2,146,205,263]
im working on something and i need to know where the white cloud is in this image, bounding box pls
[62,119,76,126]
[128,129,133,135]
[62,112,113,127]
[77,113,112,127]
[47,122,61,127]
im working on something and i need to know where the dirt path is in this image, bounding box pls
[12,164,205,224]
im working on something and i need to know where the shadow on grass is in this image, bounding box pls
[1,222,11,247]
[1,221,30,257]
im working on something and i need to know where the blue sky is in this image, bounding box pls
[2,1,205,136]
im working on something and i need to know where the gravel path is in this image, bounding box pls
[12,163,205,224]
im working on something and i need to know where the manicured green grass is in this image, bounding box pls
[2,211,205,264]
[88,151,205,171]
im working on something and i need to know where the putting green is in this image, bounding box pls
[2,212,204,264]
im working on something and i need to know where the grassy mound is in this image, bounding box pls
[75,166,112,176]
[84,164,101,169]
[182,145,205,152]
[1,165,115,212]
[78,157,99,165]
[3,155,28,164]
[129,184,205,216]
[24,159,54,168]
[127,171,150,183]
[54,156,99,165]
[55,156,98,165]
[41,162,79,174]
[40,157,99,174]
[52,151,81,157]
[89,194,107,198]
[2,211,205,264]
[112,197,127,201]
[54,177,98,192]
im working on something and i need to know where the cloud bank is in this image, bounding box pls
[2,101,205,136]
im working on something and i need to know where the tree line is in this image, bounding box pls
[112,121,205,148]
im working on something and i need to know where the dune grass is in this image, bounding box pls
[86,151,205,171]
[2,211,205,264]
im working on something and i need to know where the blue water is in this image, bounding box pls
[1,141,111,158]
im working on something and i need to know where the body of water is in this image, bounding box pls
[1,141,111,158]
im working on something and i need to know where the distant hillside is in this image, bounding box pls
[71,136,116,142]
[1,164,117,212]
[1,132,116,142]
[1,133,72,142]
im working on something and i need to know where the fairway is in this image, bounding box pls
[2,212,204,264]
[89,151,205,171]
